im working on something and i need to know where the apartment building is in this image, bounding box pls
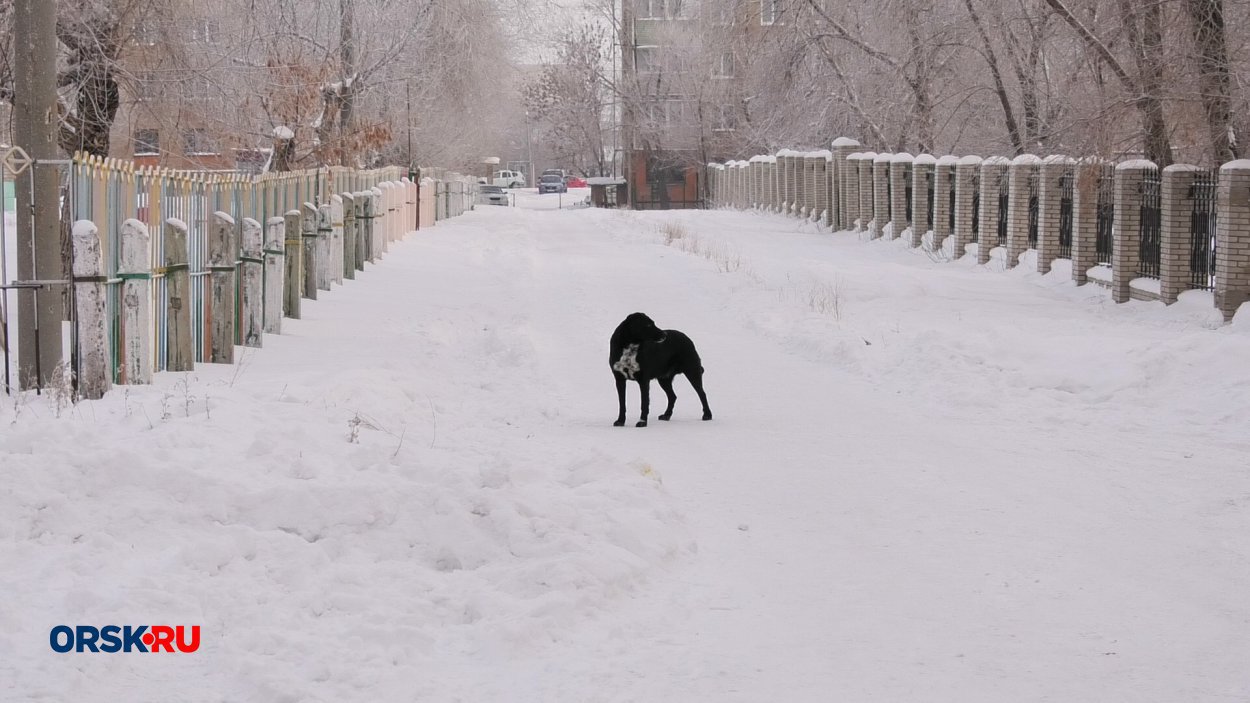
[618,0,776,208]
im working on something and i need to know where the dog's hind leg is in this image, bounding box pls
[657,377,677,421]
[636,379,650,427]
[686,369,713,421]
[614,374,628,427]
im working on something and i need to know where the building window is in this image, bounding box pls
[183,128,218,156]
[709,0,739,25]
[635,46,659,73]
[713,105,737,132]
[134,129,160,155]
[133,17,161,45]
[182,75,213,104]
[134,71,159,101]
[761,0,781,25]
[712,52,735,78]
[189,20,219,44]
[641,0,688,19]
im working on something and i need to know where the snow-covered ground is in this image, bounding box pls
[3,196,1249,701]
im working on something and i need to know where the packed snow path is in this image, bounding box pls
[3,191,1249,701]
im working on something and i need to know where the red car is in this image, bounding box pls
[566,176,588,188]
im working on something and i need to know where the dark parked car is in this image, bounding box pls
[539,174,568,194]
[477,184,509,206]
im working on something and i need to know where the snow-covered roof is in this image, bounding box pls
[587,177,626,186]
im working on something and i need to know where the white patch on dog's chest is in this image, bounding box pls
[613,344,641,379]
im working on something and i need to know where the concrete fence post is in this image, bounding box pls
[1216,160,1250,320]
[117,218,151,384]
[911,155,936,248]
[1160,165,1202,304]
[283,209,303,317]
[300,202,318,300]
[871,153,891,239]
[71,220,110,399]
[208,210,237,364]
[354,191,369,267]
[316,203,332,291]
[239,217,264,348]
[977,157,1010,265]
[1006,155,1041,268]
[889,153,913,240]
[341,193,357,278]
[1112,160,1155,303]
[164,218,194,371]
[953,156,982,259]
[263,216,285,334]
[831,138,861,230]
[370,188,383,261]
[1036,156,1072,274]
[330,194,345,285]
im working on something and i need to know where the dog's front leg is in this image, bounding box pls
[636,379,650,427]
[614,374,628,426]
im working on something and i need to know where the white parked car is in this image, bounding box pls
[492,170,527,188]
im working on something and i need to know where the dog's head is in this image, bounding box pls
[620,312,665,343]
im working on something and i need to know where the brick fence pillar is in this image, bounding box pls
[872,153,891,239]
[933,156,957,253]
[844,153,863,230]
[889,153,913,241]
[831,138,860,229]
[804,156,814,219]
[1112,161,1155,303]
[791,154,803,216]
[858,153,876,233]
[1160,165,1202,304]
[1070,160,1104,285]
[911,155,935,248]
[1036,156,1071,274]
[813,153,830,224]
[778,151,793,215]
[953,156,982,259]
[978,157,1010,265]
[1007,154,1040,268]
[1216,160,1250,320]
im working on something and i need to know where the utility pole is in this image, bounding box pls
[13,0,62,390]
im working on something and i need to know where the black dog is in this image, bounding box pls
[610,312,712,427]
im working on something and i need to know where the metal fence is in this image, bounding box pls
[1138,168,1162,278]
[1058,170,1074,259]
[1027,169,1040,247]
[971,174,981,242]
[996,171,1009,247]
[1095,165,1115,266]
[1190,169,1218,290]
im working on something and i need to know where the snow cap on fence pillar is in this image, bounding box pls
[831,137,861,148]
